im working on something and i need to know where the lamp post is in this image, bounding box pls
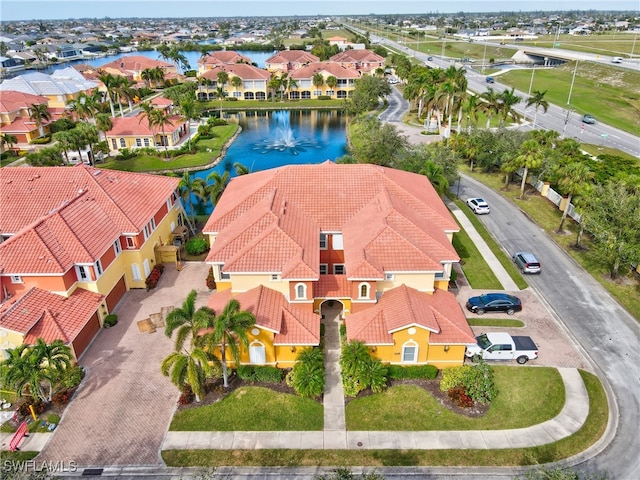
[482,42,487,72]
[632,31,638,58]
[567,60,578,105]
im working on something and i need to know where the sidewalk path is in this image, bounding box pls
[162,368,586,450]
[322,304,347,448]
[446,199,520,291]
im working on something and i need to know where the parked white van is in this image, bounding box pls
[612,57,623,64]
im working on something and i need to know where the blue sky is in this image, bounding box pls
[2,0,638,21]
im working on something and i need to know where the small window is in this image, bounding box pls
[333,264,345,275]
[319,233,327,250]
[126,237,135,249]
[113,240,122,256]
[150,218,156,231]
[143,138,150,147]
[95,260,103,277]
[332,233,343,250]
[76,265,89,281]
[136,138,142,147]
[319,264,328,275]
[10,275,23,284]
[385,273,395,281]
[119,138,126,148]
[435,271,445,279]
[111,139,118,150]
[143,224,150,240]
[402,343,418,363]
[359,283,369,299]
[295,283,306,299]
[271,274,279,281]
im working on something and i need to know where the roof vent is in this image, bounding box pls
[93,170,101,176]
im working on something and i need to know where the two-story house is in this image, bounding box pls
[264,50,320,75]
[202,162,474,369]
[289,62,360,99]
[0,90,51,147]
[197,51,253,75]
[197,64,271,101]
[330,49,386,76]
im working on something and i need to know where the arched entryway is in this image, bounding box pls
[319,299,344,327]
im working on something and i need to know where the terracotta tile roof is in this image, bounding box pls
[266,51,319,65]
[0,164,179,236]
[290,62,360,80]
[330,50,386,64]
[198,51,253,66]
[0,287,103,344]
[99,55,174,73]
[106,113,185,136]
[204,163,458,277]
[346,286,475,345]
[0,191,121,274]
[200,63,271,81]
[206,285,320,345]
[313,275,351,298]
[0,117,38,134]
[0,90,49,114]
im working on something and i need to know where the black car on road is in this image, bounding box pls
[466,293,522,315]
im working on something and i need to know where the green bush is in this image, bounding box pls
[58,365,84,389]
[30,136,51,145]
[103,314,118,328]
[340,341,387,396]
[439,365,473,392]
[317,95,332,100]
[290,347,325,398]
[439,361,497,405]
[47,414,60,425]
[236,366,283,384]
[387,364,438,380]
[185,237,209,255]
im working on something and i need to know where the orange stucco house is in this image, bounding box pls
[202,162,474,369]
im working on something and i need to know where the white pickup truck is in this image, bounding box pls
[465,332,538,364]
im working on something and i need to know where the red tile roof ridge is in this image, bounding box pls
[25,309,70,344]
[0,287,41,332]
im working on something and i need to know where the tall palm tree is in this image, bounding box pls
[1,134,18,155]
[96,113,113,145]
[98,72,118,117]
[29,103,51,138]
[515,139,544,199]
[480,87,501,129]
[206,170,230,207]
[325,75,337,95]
[178,98,197,150]
[53,130,74,163]
[215,86,228,117]
[312,73,325,97]
[556,162,594,233]
[462,94,481,132]
[419,161,449,196]
[161,348,214,403]
[165,290,212,351]
[526,90,549,129]
[203,299,256,388]
[77,123,99,165]
[139,103,174,158]
[497,88,522,127]
[1,344,51,402]
[141,68,155,88]
[231,76,242,98]
[67,90,100,124]
[178,171,206,228]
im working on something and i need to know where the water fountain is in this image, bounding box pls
[253,111,321,155]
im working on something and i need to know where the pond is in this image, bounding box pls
[189,109,348,215]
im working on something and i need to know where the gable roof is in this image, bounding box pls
[0,164,179,237]
[204,162,458,278]
[99,55,174,73]
[198,51,253,66]
[200,63,270,82]
[330,49,386,64]
[289,61,360,80]
[346,286,475,345]
[0,90,49,114]
[106,113,186,137]
[265,50,319,65]
[207,285,320,345]
[0,287,103,344]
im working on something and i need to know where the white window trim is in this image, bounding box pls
[319,263,328,275]
[294,283,307,300]
[10,275,23,284]
[385,273,395,281]
[95,259,103,278]
[75,265,91,282]
[249,341,266,365]
[319,233,327,250]
[271,274,280,281]
[126,236,136,249]
[401,341,419,364]
[332,233,343,250]
[132,263,142,281]
[113,240,122,256]
[333,264,345,275]
[358,282,369,299]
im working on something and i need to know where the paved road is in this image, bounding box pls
[456,175,640,479]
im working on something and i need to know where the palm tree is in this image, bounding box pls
[1,134,18,155]
[233,162,249,176]
[325,75,337,95]
[215,86,228,117]
[29,103,51,138]
[178,98,197,150]
[526,90,549,129]
[141,68,155,88]
[53,130,74,163]
[165,290,214,351]
[29,338,73,401]
[67,90,100,123]
[556,162,594,233]
[139,103,174,159]
[161,348,214,403]
[419,161,449,196]
[231,76,243,98]
[480,87,501,129]
[77,123,99,165]
[206,170,230,207]
[98,72,118,118]
[462,94,481,132]
[96,113,113,145]
[202,299,256,388]
[514,139,544,199]
[497,88,522,127]
[312,73,325,97]
[178,171,206,228]
[1,344,51,402]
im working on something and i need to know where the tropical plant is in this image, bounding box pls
[178,171,206,226]
[555,162,594,233]
[201,299,256,388]
[98,72,118,117]
[161,348,215,403]
[95,113,113,147]
[139,102,174,158]
[1,134,18,154]
[526,90,549,129]
[178,97,197,150]
[29,103,51,138]
[29,339,74,401]
[206,169,230,206]
[289,347,325,398]
[514,139,544,199]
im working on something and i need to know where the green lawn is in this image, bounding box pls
[346,366,564,431]
[163,370,605,468]
[169,386,323,431]
[196,98,344,115]
[452,227,503,290]
[467,318,525,328]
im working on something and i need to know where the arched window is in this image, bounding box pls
[295,283,306,300]
[359,283,369,299]
[249,341,266,364]
[401,341,419,363]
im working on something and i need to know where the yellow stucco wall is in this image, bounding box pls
[230,274,289,296]
[378,273,436,294]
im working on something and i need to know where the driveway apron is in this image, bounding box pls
[36,262,211,466]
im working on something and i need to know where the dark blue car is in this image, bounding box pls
[466,293,522,315]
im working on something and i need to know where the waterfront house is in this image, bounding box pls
[197,63,270,100]
[289,61,359,99]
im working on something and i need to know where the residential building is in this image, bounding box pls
[197,51,253,74]
[0,90,51,146]
[202,162,474,369]
[330,49,386,76]
[289,61,360,99]
[264,50,319,74]
[105,112,188,152]
[197,64,270,101]
[98,55,179,83]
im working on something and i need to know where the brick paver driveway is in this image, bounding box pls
[38,262,211,466]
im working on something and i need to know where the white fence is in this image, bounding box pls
[529,175,582,223]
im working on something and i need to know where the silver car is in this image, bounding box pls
[513,251,541,274]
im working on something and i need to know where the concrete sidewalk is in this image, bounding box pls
[446,199,520,291]
[162,368,587,451]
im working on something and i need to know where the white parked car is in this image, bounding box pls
[466,197,490,214]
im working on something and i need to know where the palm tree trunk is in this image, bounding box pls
[221,346,229,388]
[557,193,572,232]
[519,166,529,199]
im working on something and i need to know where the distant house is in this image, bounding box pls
[197,51,253,74]
[98,55,179,83]
[202,162,473,369]
[330,49,386,76]
[0,56,25,78]
[264,50,319,74]
[105,113,188,152]
[0,90,51,145]
[289,61,360,99]
[197,64,270,101]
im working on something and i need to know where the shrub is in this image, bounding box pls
[58,365,84,389]
[103,314,118,328]
[339,323,346,343]
[51,390,72,406]
[387,364,438,380]
[236,366,283,384]
[292,360,324,398]
[448,386,474,408]
[185,237,209,256]
[439,365,473,392]
[31,136,52,145]
[439,360,497,405]
[178,384,194,405]
[47,414,60,425]
[49,118,76,133]
[18,399,46,417]
[236,365,255,381]
[317,95,332,100]
[206,267,216,289]
[145,264,165,290]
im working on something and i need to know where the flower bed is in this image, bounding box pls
[145,264,165,290]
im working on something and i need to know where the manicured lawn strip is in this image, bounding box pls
[345,366,564,431]
[452,225,503,290]
[462,167,640,322]
[99,125,239,172]
[0,451,39,462]
[452,197,528,290]
[162,370,606,467]
[467,318,525,327]
[196,99,344,115]
[169,386,323,431]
